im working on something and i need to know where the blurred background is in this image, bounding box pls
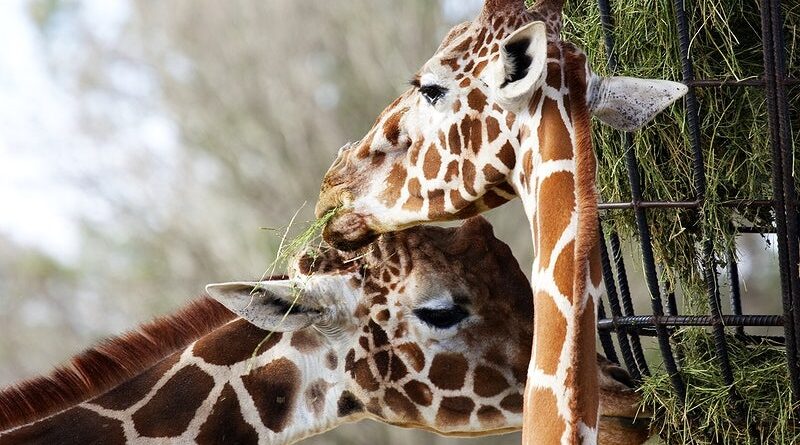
[0,0,781,443]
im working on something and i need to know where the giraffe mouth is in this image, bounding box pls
[322,211,379,251]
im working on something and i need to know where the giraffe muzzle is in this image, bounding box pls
[322,211,379,251]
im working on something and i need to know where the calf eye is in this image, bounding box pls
[413,305,469,329]
[418,84,447,105]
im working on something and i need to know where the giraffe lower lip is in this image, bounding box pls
[322,212,379,251]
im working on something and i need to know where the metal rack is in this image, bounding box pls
[593,0,799,427]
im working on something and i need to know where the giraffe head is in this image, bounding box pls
[315,0,686,250]
[208,217,534,435]
[207,217,648,439]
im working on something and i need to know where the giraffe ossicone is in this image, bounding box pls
[0,218,649,444]
[315,1,686,444]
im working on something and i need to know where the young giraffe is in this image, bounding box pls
[0,218,649,444]
[315,1,687,444]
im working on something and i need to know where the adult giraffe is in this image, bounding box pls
[315,1,686,444]
[0,219,648,444]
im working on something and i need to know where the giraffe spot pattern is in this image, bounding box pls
[337,391,364,417]
[403,380,433,406]
[396,343,425,372]
[194,319,281,366]
[196,383,258,445]
[467,88,487,113]
[91,352,180,411]
[485,115,501,142]
[241,357,301,433]
[304,379,331,417]
[477,405,505,428]
[0,407,125,445]
[428,352,468,390]
[537,172,575,268]
[554,240,576,302]
[427,189,446,218]
[290,330,322,353]
[500,393,524,414]
[436,396,475,426]
[382,108,408,146]
[473,365,510,397]
[526,388,566,440]
[533,291,566,376]
[380,163,407,208]
[132,364,214,437]
[497,141,515,170]
[423,144,442,180]
[539,97,573,162]
[384,387,421,422]
[461,159,477,196]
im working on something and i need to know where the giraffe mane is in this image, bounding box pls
[0,295,238,431]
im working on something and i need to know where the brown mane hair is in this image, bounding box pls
[0,296,236,431]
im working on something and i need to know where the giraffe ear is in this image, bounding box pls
[588,75,688,131]
[488,21,548,107]
[205,280,327,332]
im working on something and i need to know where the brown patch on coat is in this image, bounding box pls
[428,352,468,390]
[486,115,501,142]
[290,330,322,353]
[461,159,477,196]
[349,357,379,391]
[326,350,338,370]
[92,353,180,411]
[477,405,505,428]
[436,396,475,426]
[546,62,562,90]
[567,299,599,429]
[337,391,364,417]
[533,291,566,376]
[403,178,424,212]
[473,366,510,398]
[241,358,301,433]
[500,393,523,413]
[537,172,575,268]
[428,189,446,218]
[498,141,515,169]
[380,163,407,207]
[0,407,125,445]
[396,343,425,372]
[383,108,408,146]
[403,380,433,406]
[304,379,331,417]
[197,384,258,445]
[132,364,214,437]
[554,241,576,303]
[539,97,573,162]
[423,145,442,180]
[444,161,459,182]
[385,387,421,422]
[467,89,488,113]
[448,123,462,155]
[469,118,484,154]
[374,350,390,379]
[194,319,281,366]
[483,164,504,184]
[524,388,565,442]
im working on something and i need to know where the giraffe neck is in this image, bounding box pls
[510,43,602,445]
[0,317,358,445]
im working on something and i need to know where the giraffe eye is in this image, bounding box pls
[413,305,469,329]
[418,84,447,105]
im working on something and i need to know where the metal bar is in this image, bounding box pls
[761,0,800,402]
[599,224,641,380]
[597,314,784,330]
[770,0,800,400]
[598,199,773,210]
[728,251,745,336]
[672,0,742,419]
[609,232,650,376]
[597,301,621,366]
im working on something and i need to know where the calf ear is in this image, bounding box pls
[487,21,548,108]
[588,75,688,131]
[206,280,325,332]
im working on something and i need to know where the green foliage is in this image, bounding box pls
[640,330,799,444]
